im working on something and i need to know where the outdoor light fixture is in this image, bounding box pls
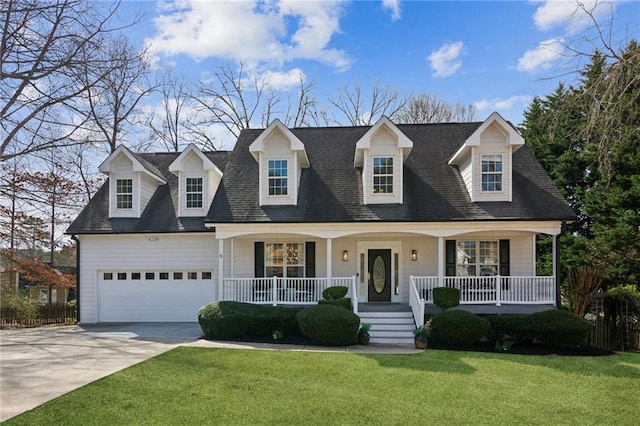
[411,249,418,261]
[343,250,349,262]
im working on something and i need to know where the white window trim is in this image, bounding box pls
[480,154,503,193]
[116,178,133,210]
[267,159,289,197]
[264,242,305,278]
[456,240,499,277]
[371,156,395,195]
[185,176,204,209]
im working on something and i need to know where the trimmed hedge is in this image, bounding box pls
[318,298,352,311]
[198,301,303,339]
[296,304,359,346]
[429,310,490,347]
[486,310,591,347]
[322,286,349,300]
[433,287,460,311]
[527,309,590,347]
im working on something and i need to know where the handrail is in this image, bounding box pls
[409,275,425,328]
[350,276,358,315]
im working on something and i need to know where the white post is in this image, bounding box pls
[326,238,333,285]
[552,234,558,305]
[272,276,277,306]
[438,237,444,287]
[495,274,501,306]
[218,239,224,302]
[351,276,358,315]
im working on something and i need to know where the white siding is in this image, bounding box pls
[473,123,511,202]
[139,173,158,214]
[460,154,473,199]
[363,127,403,205]
[259,130,299,206]
[78,233,217,323]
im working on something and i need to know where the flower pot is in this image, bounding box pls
[414,335,428,349]
[358,331,370,345]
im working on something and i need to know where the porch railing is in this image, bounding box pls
[409,276,425,328]
[412,276,555,306]
[221,276,358,313]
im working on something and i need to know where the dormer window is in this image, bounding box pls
[481,155,503,192]
[186,177,203,208]
[373,157,394,194]
[116,179,133,209]
[268,159,288,196]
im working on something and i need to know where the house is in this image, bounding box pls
[67,112,576,332]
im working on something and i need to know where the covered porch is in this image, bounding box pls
[213,221,563,326]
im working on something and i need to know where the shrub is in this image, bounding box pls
[198,301,303,339]
[296,304,359,346]
[433,287,460,311]
[486,315,532,342]
[527,309,591,347]
[322,286,348,300]
[318,298,352,311]
[429,310,490,347]
[604,285,640,312]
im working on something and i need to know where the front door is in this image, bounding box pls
[368,249,391,302]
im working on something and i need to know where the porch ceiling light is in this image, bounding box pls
[342,250,349,262]
[411,249,417,261]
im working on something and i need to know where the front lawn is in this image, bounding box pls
[6,348,640,425]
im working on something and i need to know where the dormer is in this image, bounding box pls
[249,119,310,206]
[354,116,413,205]
[169,144,223,217]
[448,112,524,202]
[98,146,167,218]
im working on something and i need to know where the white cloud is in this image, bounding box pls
[517,38,565,72]
[427,41,464,78]
[383,0,402,21]
[532,0,617,34]
[262,68,306,91]
[474,95,532,111]
[146,0,350,71]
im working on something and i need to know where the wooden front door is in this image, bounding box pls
[368,249,391,302]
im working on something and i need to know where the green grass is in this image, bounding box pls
[7,348,640,425]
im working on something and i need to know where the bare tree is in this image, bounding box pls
[393,93,477,124]
[142,71,192,152]
[191,62,318,148]
[0,0,132,161]
[81,36,157,153]
[325,81,410,126]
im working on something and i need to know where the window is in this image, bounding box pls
[173,272,183,280]
[202,272,212,280]
[117,272,127,280]
[268,160,288,196]
[481,155,502,192]
[159,272,169,280]
[456,241,498,276]
[265,242,304,277]
[186,177,203,208]
[373,157,393,194]
[188,272,197,280]
[145,272,155,280]
[116,179,133,209]
[131,272,141,280]
[103,272,113,280]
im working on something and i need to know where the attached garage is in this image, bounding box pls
[97,271,215,322]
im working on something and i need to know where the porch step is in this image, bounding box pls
[359,310,416,345]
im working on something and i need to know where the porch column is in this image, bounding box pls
[437,237,444,287]
[326,238,333,284]
[218,238,224,302]
[553,233,560,308]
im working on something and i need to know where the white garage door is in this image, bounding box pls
[98,271,215,322]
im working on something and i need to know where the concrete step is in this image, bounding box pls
[373,336,415,345]
[362,318,414,325]
[359,310,417,345]
[359,311,413,319]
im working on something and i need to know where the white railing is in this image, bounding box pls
[221,277,358,312]
[411,276,555,306]
[409,276,425,328]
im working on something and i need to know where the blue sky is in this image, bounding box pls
[119,0,639,149]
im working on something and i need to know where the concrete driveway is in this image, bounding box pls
[0,323,202,422]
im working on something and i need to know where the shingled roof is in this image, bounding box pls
[67,151,229,234]
[206,122,576,224]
